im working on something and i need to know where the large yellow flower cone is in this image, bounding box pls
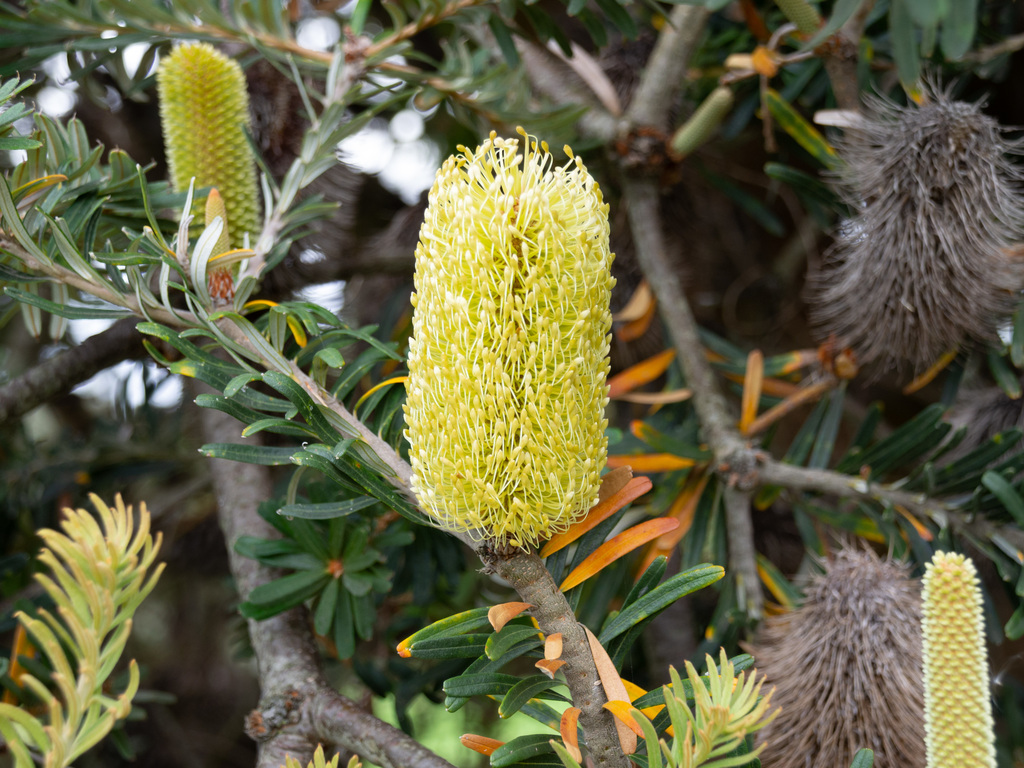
[404,131,615,547]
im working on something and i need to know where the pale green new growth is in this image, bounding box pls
[0,494,164,768]
[922,551,995,768]
[554,650,776,768]
[282,744,359,768]
[404,129,615,547]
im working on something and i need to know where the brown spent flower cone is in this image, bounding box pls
[749,548,924,768]
[810,88,1024,377]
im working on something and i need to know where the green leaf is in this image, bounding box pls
[314,578,341,636]
[488,15,519,67]
[904,0,948,26]
[241,418,317,439]
[5,287,134,319]
[889,0,921,88]
[764,89,841,170]
[600,564,724,644]
[498,676,568,719]
[1005,603,1024,641]
[490,734,559,767]
[800,0,870,49]
[397,607,493,656]
[485,624,544,661]
[940,0,976,59]
[277,497,377,519]
[401,633,490,659]
[0,136,41,150]
[988,351,1021,399]
[442,672,523,700]
[198,443,297,466]
[849,748,875,768]
[981,471,1024,527]
[809,382,846,469]
[240,570,331,620]
[592,0,636,38]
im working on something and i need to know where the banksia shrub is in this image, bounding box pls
[404,131,615,547]
[750,548,924,768]
[811,90,1024,374]
[922,551,995,768]
[157,42,261,247]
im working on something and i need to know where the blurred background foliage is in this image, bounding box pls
[2,0,1024,766]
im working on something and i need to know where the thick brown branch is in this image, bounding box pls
[0,318,144,424]
[200,395,456,768]
[626,6,711,132]
[491,552,630,768]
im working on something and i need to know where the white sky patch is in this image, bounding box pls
[37,86,76,118]
[122,42,159,79]
[297,16,341,51]
[73,360,183,411]
[295,279,345,316]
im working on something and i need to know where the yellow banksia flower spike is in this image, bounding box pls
[404,130,615,547]
[922,552,995,768]
[157,42,260,248]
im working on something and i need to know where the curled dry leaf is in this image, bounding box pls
[488,601,534,632]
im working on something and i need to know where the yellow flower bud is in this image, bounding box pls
[922,552,995,768]
[404,131,615,547]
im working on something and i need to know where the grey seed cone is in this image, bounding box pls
[811,90,1024,376]
[750,548,924,768]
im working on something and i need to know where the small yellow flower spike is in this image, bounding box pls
[921,552,995,768]
[404,130,615,547]
[157,42,260,247]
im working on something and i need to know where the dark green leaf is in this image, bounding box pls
[489,735,559,767]
[800,0,870,49]
[498,676,568,719]
[988,352,1021,399]
[314,578,341,636]
[889,0,921,88]
[940,0,976,59]
[599,564,724,644]
[198,443,297,466]
[240,570,330,620]
[1005,603,1024,641]
[402,634,490,659]
[981,471,1024,527]
[5,287,134,319]
[277,497,377,519]
[485,624,544,661]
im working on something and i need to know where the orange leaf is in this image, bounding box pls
[895,505,933,541]
[545,633,563,660]
[743,379,834,436]
[621,679,665,720]
[598,466,634,504]
[903,348,958,394]
[602,700,646,738]
[607,350,676,398]
[770,349,819,376]
[488,601,533,632]
[2,624,37,704]
[739,349,764,433]
[637,473,710,574]
[560,707,583,763]
[541,476,653,557]
[536,658,567,678]
[560,518,680,591]
[606,454,697,473]
[616,295,658,342]
[614,389,692,404]
[584,626,637,754]
[614,280,654,323]
[460,734,504,756]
